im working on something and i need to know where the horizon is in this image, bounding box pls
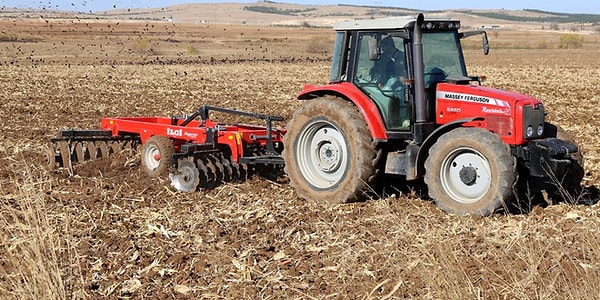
[1,0,600,15]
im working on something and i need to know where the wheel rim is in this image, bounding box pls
[440,147,492,204]
[296,119,348,189]
[143,144,161,171]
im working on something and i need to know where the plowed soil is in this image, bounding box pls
[1,19,600,299]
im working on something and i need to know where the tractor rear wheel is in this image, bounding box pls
[141,135,174,178]
[283,96,379,204]
[424,128,516,216]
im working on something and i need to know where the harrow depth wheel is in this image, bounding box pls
[141,136,174,178]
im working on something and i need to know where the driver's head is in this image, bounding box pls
[381,36,396,56]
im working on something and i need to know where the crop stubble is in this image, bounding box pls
[1,20,600,299]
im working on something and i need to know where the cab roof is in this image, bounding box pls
[334,16,459,31]
[334,16,417,31]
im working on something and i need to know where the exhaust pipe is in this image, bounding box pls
[413,13,426,124]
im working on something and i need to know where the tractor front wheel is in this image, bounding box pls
[424,128,516,216]
[141,135,174,178]
[283,96,380,204]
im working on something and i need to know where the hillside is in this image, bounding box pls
[2,2,600,30]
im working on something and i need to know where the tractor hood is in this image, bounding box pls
[436,82,539,111]
[435,82,545,145]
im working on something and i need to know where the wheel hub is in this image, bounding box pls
[295,120,349,189]
[311,127,344,174]
[144,145,161,171]
[441,150,492,204]
[317,141,340,171]
[459,166,478,186]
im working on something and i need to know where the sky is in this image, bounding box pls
[1,0,599,14]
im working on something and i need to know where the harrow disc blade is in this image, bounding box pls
[46,144,59,170]
[199,156,217,188]
[109,141,122,154]
[218,153,233,182]
[195,157,211,189]
[98,141,110,158]
[207,155,224,184]
[57,141,72,170]
[170,158,200,192]
[73,142,86,163]
[87,142,99,160]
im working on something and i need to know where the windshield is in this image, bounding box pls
[422,31,467,78]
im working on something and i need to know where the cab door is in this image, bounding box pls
[351,32,411,131]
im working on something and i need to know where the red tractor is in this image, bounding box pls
[49,14,583,216]
[281,14,583,215]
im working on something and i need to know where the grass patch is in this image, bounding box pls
[0,164,67,299]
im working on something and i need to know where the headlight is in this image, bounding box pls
[523,104,545,139]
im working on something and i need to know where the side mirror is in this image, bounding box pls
[368,39,380,61]
[482,31,490,55]
[460,30,490,55]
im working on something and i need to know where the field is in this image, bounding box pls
[1,16,600,299]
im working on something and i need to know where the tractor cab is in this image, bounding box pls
[330,17,488,133]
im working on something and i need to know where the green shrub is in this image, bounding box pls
[185,44,198,55]
[558,34,584,49]
[130,37,152,56]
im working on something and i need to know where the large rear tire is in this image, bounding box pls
[282,96,379,204]
[141,136,174,178]
[424,128,516,216]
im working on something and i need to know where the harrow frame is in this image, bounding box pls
[48,105,287,190]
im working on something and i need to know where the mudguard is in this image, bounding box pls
[298,82,388,142]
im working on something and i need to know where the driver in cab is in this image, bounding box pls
[370,36,406,90]
[370,36,410,128]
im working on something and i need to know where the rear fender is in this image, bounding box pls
[298,83,388,141]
